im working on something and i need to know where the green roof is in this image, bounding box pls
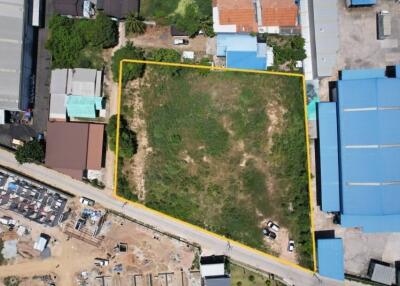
[66,96,103,119]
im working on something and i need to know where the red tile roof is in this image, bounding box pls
[261,0,298,27]
[215,0,258,32]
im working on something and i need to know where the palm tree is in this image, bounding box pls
[125,13,146,35]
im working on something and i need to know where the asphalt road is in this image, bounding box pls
[0,149,342,286]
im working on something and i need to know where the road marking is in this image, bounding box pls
[113,60,317,274]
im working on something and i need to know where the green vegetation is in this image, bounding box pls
[106,115,137,158]
[3,276,21,286]
[230,263,286,286]
[140,0,213,36]
[112,44,145,84]
[0,239,5,265]
[46,14,118,68]
[265,35,306,71]
[125,13,146,35]
[118,64,311,267]
[15,140,45,164]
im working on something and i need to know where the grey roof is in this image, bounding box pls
[50,69,68,95]
[49,93,67,120]
[371,264,396,286]
[312,0,339,77]
[0,0,25,110]
[204,276,231,286]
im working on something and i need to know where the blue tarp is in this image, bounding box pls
[226,51,266,70]
[317,239,344,281]
[317,102,340,212]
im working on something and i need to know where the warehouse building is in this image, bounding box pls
[318,67,400,232]
[0,0,35,111]
[317,238,344,281]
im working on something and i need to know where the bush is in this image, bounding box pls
[89,12,118,48]
[248,275,255,282]
[146,48,181,75]
[125,13,146,35]
[112,43,145,84]
[15,140,45,164]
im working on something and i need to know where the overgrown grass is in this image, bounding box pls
[230,263,286,286]
[121,66,311,268]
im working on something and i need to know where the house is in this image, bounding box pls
[216,33,273,70]
[97,0,140,19]
[212,0,298,34]
[0,0,34,111]
[45,122,104,179]
[200,256,231,286]
[34,233,51,252]
[318,67,400,232]
[49,68,104,121]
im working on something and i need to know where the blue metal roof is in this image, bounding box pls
[226,51,266,70]
[216,33,257,57]
[317,102,340,212]
[341,68,385,80]
[317,239,344,281]
[318,67,400,232]
[350,0,376,5]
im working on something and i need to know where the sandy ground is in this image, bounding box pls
[0,201,197,286]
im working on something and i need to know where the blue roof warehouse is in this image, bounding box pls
[318,66,400,233]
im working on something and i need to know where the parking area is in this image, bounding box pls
[336,0,400,70]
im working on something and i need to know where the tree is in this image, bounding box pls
[147,48,181,75]
[174,3,201,37]
[106,115,138,158]
[90,12,118,48]
[15,140,45,164]
[111,43,145,84]
[125,13,146,35]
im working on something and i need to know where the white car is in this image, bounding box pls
[288,240,295,252]
[173,38,189,45]
[267,220,280,232]
[79,197,95,206]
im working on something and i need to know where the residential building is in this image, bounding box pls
[317,238,344,281]
[45,122,105,180]
[34,233,50,252]
[200,256,231,286]
[318,67,400,232]
[217,33,273,70]
[97,0,140,19]
[0,0,35,111]
[212,0,298,34]
[49,68,104,121]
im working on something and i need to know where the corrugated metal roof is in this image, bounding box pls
[50,69,68,95]
[226,51,266,70]
[317,239,344,281]
[350,0,376,5]
[0,0,25,110]
[312,0,339,77]
[371,263,396,285]
[87,124,104,170]
[49,93,67,121]
[66,96,102,119]
[317,102,340,212]
[341,68,386,80]
[216,33,258,57]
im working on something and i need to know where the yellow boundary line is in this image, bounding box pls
[113,60,317,274]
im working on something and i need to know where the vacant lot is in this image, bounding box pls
[119,65,312,268]
[230,263,286,286]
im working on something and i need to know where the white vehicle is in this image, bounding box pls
[94,258,109,266]
[267,220,280,232]
[0,216,15,226]
[173,38,189,45]
[288,240,295,252]
[79,197,95,206]
[377,10,391,40]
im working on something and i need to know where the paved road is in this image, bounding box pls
[0,149,342,286]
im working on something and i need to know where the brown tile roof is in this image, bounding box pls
[86,124,104,170]
[261,0,298,27]
[215,0,258,32]
[45,122,89,174]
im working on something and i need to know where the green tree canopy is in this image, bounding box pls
[111,43,145,84]
[125,13,146,35]
[90,12,118,48]
[107,115,138,158]
[15,140,45,164]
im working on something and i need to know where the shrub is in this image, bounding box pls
[112,43,145,84]
[107,115,138,158]
[15,140,45,164]
[125,13,146,35]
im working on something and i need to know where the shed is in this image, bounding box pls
[347,0,376,7]
[101,0,139,19]
[368,261,396,286]
[317,238,344,281]
[33,233,50,252]
[171,26,188,37]
[204,276,231,286]
[200,256,226,278]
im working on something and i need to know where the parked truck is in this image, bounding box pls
[377,10,391,40]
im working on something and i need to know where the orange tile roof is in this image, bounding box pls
[261,0,298,27]
[215,0,258,32]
